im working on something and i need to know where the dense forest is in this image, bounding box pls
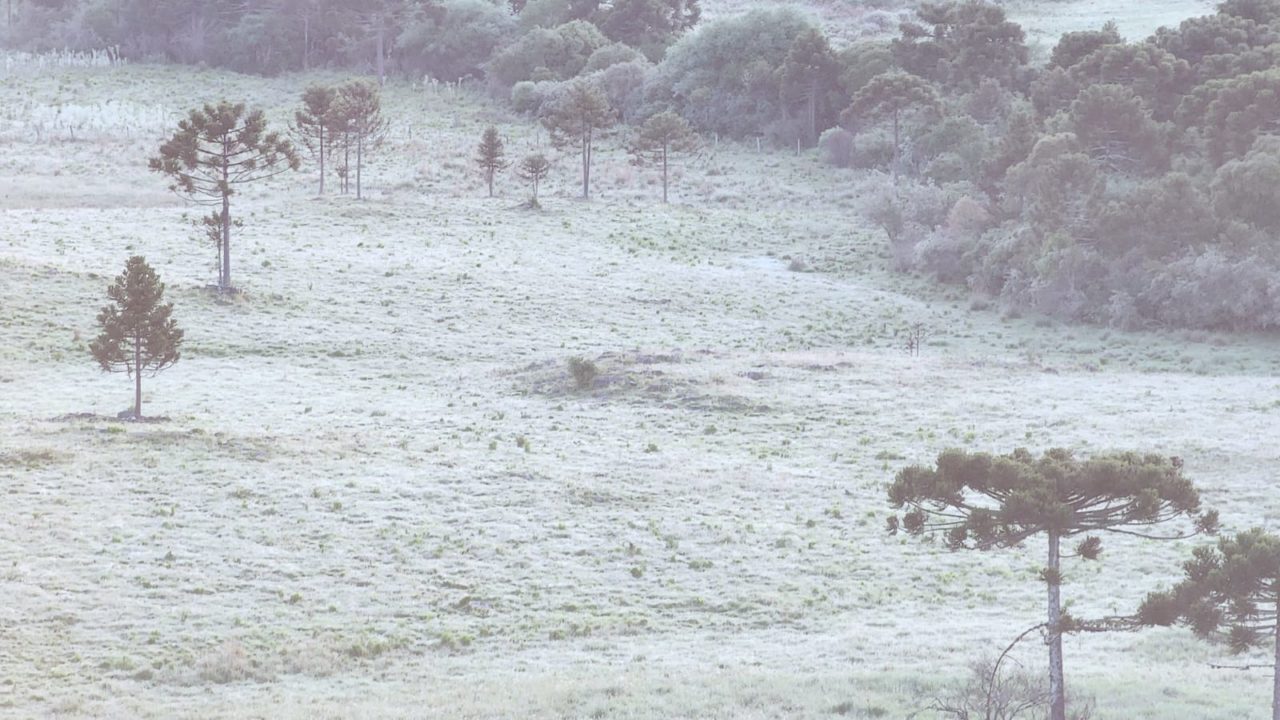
[5,0,1280,331]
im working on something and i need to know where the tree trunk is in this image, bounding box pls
[1047,531,1067,720]
[582,129,591,199]
[808,77,818,146]
[661,143,668,203]
[356,134,364,200]
[376,19,386,86]
[487,169,494,197]
[220,194,231,290]
[1273,598,1280,720]
[892,109,901,183]
[318,124,325,195]
[221,139,231,290]
[133,334,142,418]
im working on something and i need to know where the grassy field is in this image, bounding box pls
[3,5,1280,717]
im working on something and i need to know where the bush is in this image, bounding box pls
[511,80,568,116]
[583,42,642,73]
[589,59,655,123]
[396,0,516,82]
[653,7,817,137]
[818,127,856,168]
[568,357,599,390]
[488,20,609,86]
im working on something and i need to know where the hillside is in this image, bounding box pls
[3,2,1280,719]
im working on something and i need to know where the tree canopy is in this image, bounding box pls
[890,447,1217,720]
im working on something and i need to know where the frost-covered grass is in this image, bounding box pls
[2,45,1280,719]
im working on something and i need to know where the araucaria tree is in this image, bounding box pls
[90,256,184,419]
[842,71,940,177]
[291,84,337,194]
[476,126,509,197]
[543,81,615,199]
[517,153,551,207]
[150,101,299,291]
[1139,529,1280,719]
[629,111,698,203]
[333,80,388,200]
[888,448,1217,720]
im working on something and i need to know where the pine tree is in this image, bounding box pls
[516,153,551,207]
[889,448,1218,720]
[779,28,840,145]
[543,81,615,199]
[150,101,299,291]
[332,80,388,200]
[629,111,698,203]
[291,84,338,194]
[476,126,510,198]
[90,256,184,419]
[1140,528,1280,720]
[841,72,940,178]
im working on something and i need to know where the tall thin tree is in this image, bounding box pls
[334,80,388,200]
[291,84,337,194]
[476,126,510,197]
[90,256,184,419]
[629,111,698,203]
[150,101,299,291]
[517,153,551,207]
[543,81,616,199]
[889,448,1218,720]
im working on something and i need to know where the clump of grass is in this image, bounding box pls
[568,356,598,391]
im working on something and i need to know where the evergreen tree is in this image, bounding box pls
[291,84,337,195]
[1049,21,1122,70]
[333,79,388,200]
[841,72,940,177]
[516,152,551,206]
[893,0,1030,89]
[1140,529,1280,719]
[889,448,1218,720]
[476,126,510,197]
[779,27,840,145]
[628,111,697,203]
[542,80,615,199]
[90,256,184,419]
[149,101,299,291]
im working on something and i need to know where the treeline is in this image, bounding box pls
[833,0,1280,332]
[8,0,1280,330]
[0,0,698,78]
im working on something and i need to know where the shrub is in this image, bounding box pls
[590,59,655,123]
[568,356,599,390]
[396,0,517,82]
[488,20,609,86]
[818,127,855,168]
[653,7,817,136]
[583,42,643,73]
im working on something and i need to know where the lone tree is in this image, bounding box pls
[842,71,940,178]
[889,448,1217,720]
[333,80,388,200]
[543,81,616,199]
[150,101,299,291]
[629,111,698,203]
[517,153,551,207]
[517,151,552,206]
[90,256,184,419]
[476,126,509,197]
[291,84,337,194]
[1139,528,1280,719]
